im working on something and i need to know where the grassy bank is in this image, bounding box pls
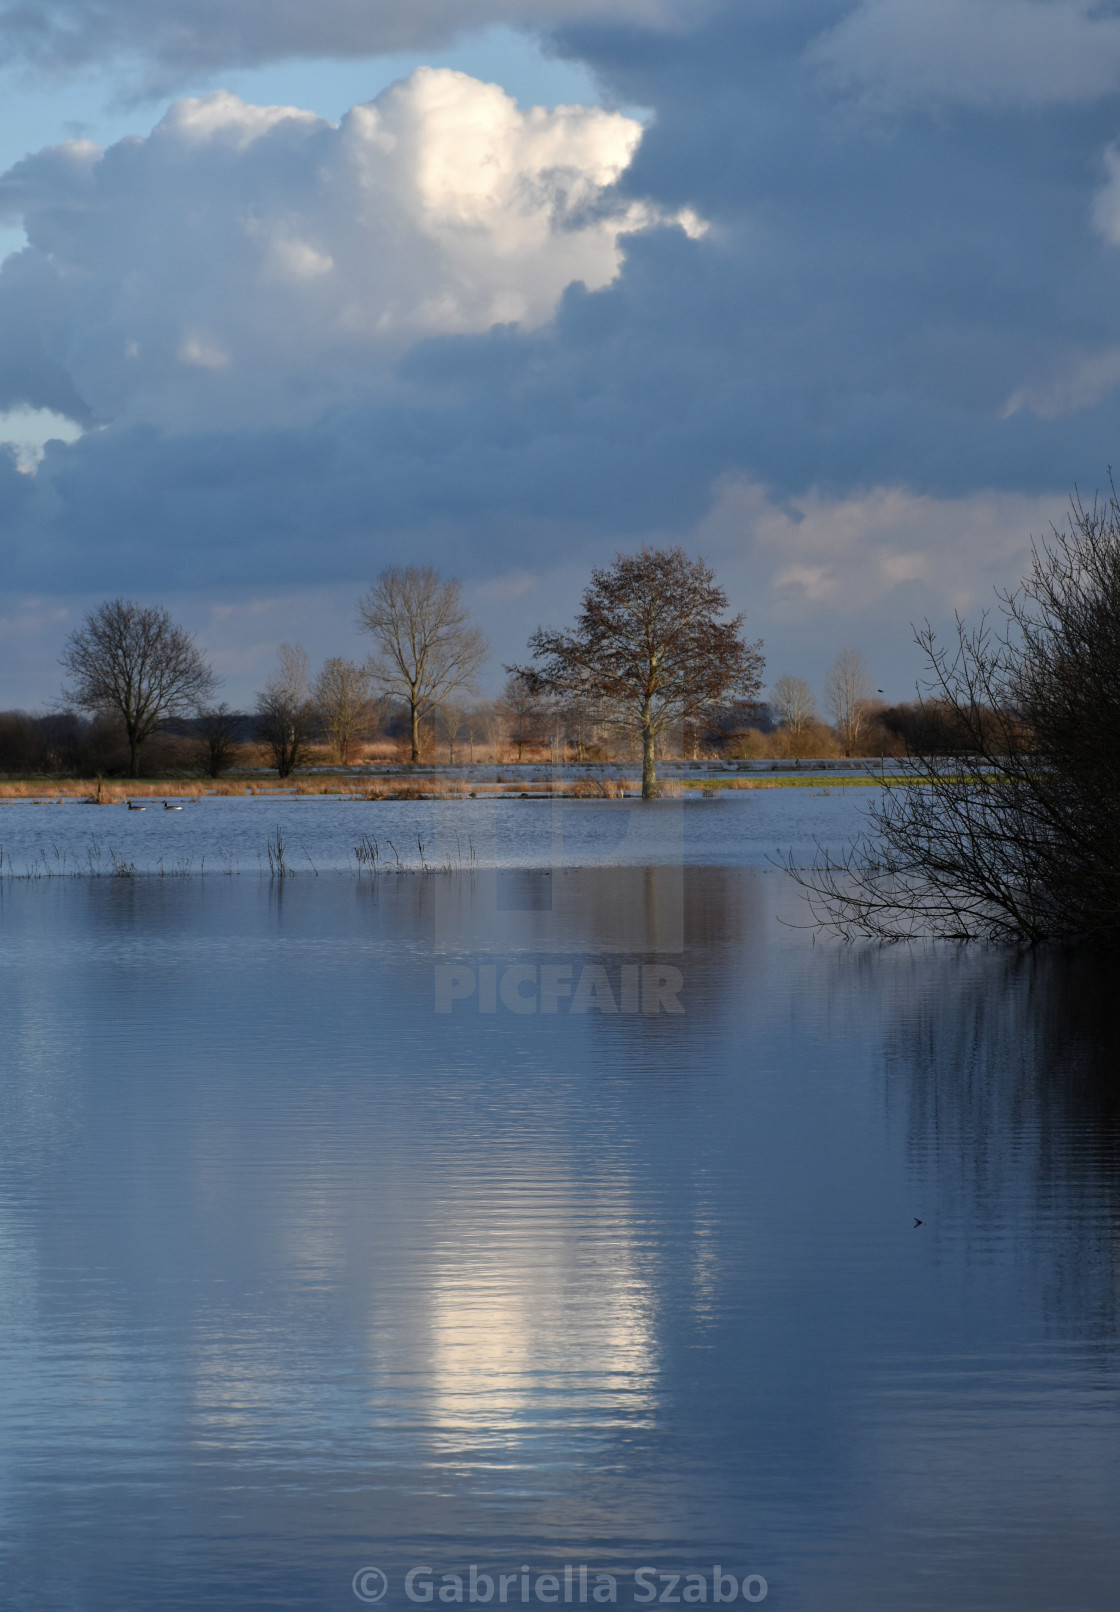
[0,775,634,802]
[0,769,908,802]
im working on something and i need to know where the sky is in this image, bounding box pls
[1,0,1119,710]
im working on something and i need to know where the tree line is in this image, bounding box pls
[0,546,909,794]
[8,480,1119,942]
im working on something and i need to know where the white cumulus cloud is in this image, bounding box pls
[0,68,699,432]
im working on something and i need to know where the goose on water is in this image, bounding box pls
[127,801,146,811]
[163,801,183,811]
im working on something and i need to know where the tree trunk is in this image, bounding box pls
[128,733,140,778]
[641,720,656,799]
[410,702,421,764]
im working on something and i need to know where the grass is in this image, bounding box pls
[0,768,929,803]
[0,773,640,802]
[676,774,887,790]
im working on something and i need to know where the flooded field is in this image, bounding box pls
[1,800,1117,1611]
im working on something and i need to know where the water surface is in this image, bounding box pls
[1,855,1118,1611]
[0,790,869,876]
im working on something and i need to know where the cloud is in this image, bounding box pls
[3,5,1120,706]
[1092,136,1120,240]
[999,347,1120,419]
[808,0,1120,112]
[677,476,1075,697]
[0,0,694,85]
[0,70,694,432]
[697,477,1067,622]
[0,404,82,469]
[0,477,1073,708]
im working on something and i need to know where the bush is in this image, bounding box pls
[0,712,47,773]
[798,486,1120,942]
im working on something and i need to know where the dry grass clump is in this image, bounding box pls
[567,776,613,798]
[724,722,841,761]
[0,770,648,804]
[386,784,437,801]
[0,778,212,803]
[724,716,907,761]
[572,776,632,797]
[125,781,205,800]
[360,777,466,801]
[0,780,62,799]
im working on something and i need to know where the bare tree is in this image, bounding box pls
[771,675,817,735]
[197,702,241,778]
[796,485,1120,943]
[434,701,466,764]
[463,701,501,764]
[556,690,599,762]
[60,599,216,778]
[458,706,482,764]
[313,657,375,765]
[497,673,548,762]
[358,567,488,764]
[824,649,872,755]
[256,644,315,779]
[514,546,763,799]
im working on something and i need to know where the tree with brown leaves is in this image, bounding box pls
[513,546,764,799]
[313,657,376,765]
[497,672,548,762]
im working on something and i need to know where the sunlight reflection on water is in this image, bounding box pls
[0,862,1118,1611]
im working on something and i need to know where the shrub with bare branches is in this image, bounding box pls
[314,657,375,764]
[797,488,1120,943]
[256,645,316,779]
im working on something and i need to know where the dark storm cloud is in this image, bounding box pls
[4,0,1120,676]
[0,0,690,83]
[554,0,1120,467]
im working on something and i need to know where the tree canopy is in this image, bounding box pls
[359,567,487,763]
[514,546,763,798]
[60,598,215,778]
[256,644,315,779]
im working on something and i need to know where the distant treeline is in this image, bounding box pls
[725,697,1010,763]
[0,695,996,778]
[4,559,987,781]
[0,709,249,777]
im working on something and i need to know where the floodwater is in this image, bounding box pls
[1,799,1118,1612]
[0,789,870,875]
